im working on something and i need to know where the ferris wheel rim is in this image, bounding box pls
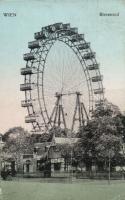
[21,23,104,132]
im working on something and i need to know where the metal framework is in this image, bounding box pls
[71,92,89,132]
[48,93,67,129]
[20,22,104,133]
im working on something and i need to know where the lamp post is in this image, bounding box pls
[108,150,111,184]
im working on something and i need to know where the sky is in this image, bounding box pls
[0,0,125,133]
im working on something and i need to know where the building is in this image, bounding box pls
[18,136,79,177]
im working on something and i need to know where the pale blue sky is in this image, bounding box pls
[0,0,125,133]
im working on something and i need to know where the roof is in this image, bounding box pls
[54,137,79,144]
[34,142,52,148]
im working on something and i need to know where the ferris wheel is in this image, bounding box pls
[20,23,104,133]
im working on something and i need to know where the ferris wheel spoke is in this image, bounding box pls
[20,22,104,133]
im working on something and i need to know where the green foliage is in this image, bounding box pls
[2,126,28,142]
[31,132,52,143]
[49,127,68,137]
[75,107,124,170]
[3,127,34,156]
[55,143,72,157]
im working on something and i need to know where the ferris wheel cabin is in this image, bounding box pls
[78,43,90,50]
[44,23,63,32]
[23,53,36,61]
[25,114,37,123]
[21,100,33,107]
[83,52,95,60]
[70,34,84,42]
[28,41,41,49]
[87,64,99,70]
[42,23,70,33]
[91,75,103,82]
[20,83,34,91]
[94,88,104,94]
[34,31,47,40]
[62,23,70,30]
[21,67,37,75]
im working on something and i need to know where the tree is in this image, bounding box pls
[2,127,34,171]
[2,126,28,142]
[75,106,123,171]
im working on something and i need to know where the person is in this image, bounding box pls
[1,167,12,180]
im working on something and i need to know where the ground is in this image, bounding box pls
[0,179,125,200]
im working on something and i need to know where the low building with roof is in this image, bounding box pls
[18,136,79,177]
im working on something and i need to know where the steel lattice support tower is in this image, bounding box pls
[71,92,89,132]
